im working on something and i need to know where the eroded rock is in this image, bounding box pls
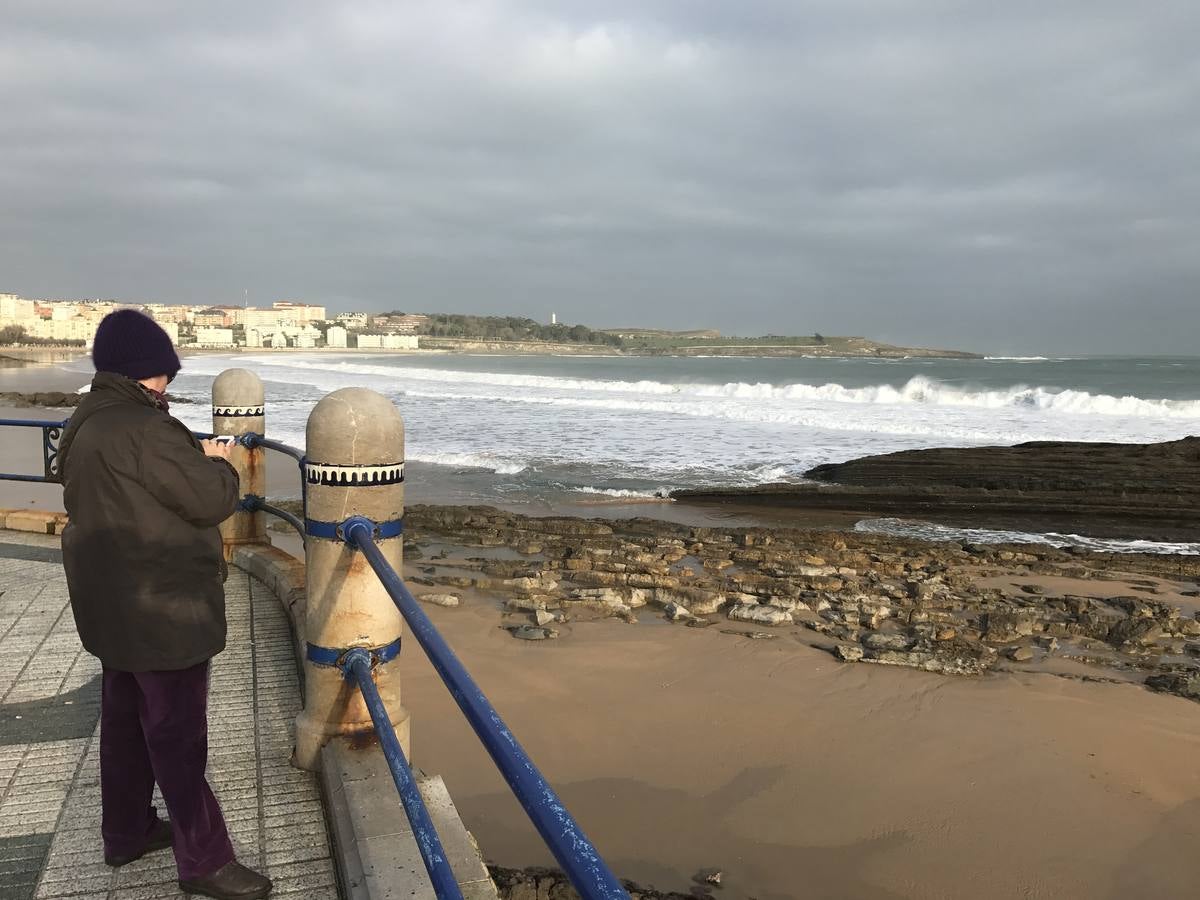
[727,603,793,626]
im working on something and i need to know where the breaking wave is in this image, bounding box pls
[244,358,1200,420]
[571,486,675,500]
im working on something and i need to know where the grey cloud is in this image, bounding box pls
[1,1,1197,353]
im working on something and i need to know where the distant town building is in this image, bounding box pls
[194,308,230,327]
[0,294,36,322]
[273,301,326,324]
[230,307,281,330]
[335,312,369,329]
[357,333,419,350]
[291,325,321,349]
[371,314,428,334]
[1,293,437,353]
[29,315,96,344]
[144,304,189,325]
[194,327,235,347]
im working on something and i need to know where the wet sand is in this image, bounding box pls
[402,599,1200,899]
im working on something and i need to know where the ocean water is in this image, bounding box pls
[57,351,1196,552]
[158,352,1199,500]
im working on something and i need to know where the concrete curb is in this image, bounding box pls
[0,508,69,535]
[322,740,498,900]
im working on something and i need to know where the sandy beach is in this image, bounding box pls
[4,359,1200,899]
[400,600,1200,900]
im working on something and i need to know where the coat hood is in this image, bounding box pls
[57,372,159,478]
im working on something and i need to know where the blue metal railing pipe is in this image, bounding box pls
[0,418,68,429]
[241,432,305,465]
[344,521,630,900]
[239,495,305,541]
[342,648,465,899]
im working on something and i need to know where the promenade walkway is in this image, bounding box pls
[0,529,339,900]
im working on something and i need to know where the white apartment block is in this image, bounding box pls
[273,301,326,324]
[194,327,235,347]
[28,316,97,343]
[335,312,369,328]
[50,303,82,321]
[0,297,37,323]
[357,333,419,350]
[236,308,285,330]
[144,304,189,324]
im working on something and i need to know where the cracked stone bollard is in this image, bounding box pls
[212,368,267,555]
[293,387,409,771]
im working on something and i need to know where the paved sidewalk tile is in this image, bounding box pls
[0,532,339,900]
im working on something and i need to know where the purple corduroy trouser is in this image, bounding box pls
[100,660,235,880]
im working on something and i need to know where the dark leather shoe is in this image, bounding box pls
[180,860,273,899]
[104,819,173,867]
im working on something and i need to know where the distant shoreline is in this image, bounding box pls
[415,336,983,358]
[3,336,982,361]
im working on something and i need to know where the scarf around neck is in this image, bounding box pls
[137,383,171,414]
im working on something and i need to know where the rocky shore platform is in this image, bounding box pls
[672,436,1200,542]
[265,503,1200,706]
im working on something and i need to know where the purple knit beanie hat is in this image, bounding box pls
[92,310,181,381]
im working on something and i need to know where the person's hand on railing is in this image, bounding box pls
[200,439,234,461]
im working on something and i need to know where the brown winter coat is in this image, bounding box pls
[58,372,240,671]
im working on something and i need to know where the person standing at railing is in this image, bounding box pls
[56,310,273,900]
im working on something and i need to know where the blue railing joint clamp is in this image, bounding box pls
[305,514,404,544]
[240,493,264,512]
[306,638,402,677]
[339,515,378,544]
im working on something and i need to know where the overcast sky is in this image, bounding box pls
[2,1,1197,354]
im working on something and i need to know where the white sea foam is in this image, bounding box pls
[572,486,674,499]
[405,450,527,475]
[239,358,1200,420]
[855,518,1200,556]
[393,387,1034,441]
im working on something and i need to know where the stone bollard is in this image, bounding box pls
[212,369,267,555]
[293,387,409,771]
